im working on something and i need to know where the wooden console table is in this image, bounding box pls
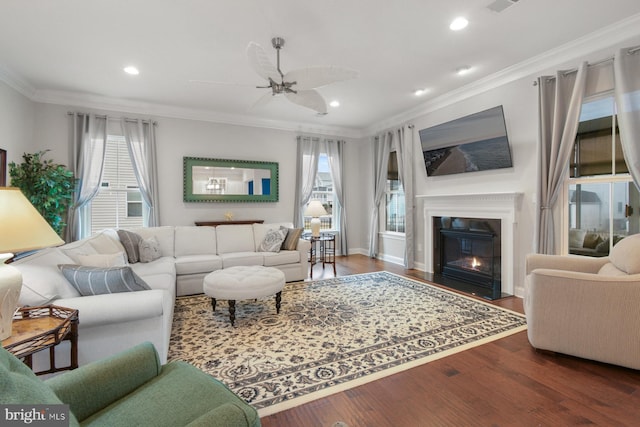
[195,220,264,226]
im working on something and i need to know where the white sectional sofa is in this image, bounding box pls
[12,222,310,370]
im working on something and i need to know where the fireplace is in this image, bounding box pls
[435,217,501,299]
[418,192,522,298]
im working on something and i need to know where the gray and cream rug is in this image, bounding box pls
[168,271,527,416]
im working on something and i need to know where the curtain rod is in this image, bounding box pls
[532,44,640,86]
[67,112,158,126]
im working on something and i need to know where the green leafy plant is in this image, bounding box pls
[9,150,75,236]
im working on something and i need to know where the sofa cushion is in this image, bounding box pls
[76,252,128,268]
[175,226,217,256]
[139,236,162,263]
[609,234,640,274]
[117,229,143,263]
[216,225,255,254]
[569,229,587,248]
[281,227,303,251]
[129,227,176,257]
[128,257,176,280]
[175,255,223,275]
[14,248,81,306]
[61,231,125,263]
[598,262,628,276]
[59,265,151,296]
[257,228,287,252]
[262,250,300,266]
[253,222,294,251]
[220,252,264,268]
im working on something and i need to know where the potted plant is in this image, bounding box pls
[9,150,75,236]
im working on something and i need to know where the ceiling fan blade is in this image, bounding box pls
[284,66,359,90]
[250,92,274,109]
[188,79,255,87]
[285,90,327,114]
[246,42,281,83]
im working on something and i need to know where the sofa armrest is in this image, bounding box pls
[296,238,311,253]
[524,269,640,369]
[186,403,255,427]
[46,342,161,422]
[525,253,608,275]
[54,289,170,327]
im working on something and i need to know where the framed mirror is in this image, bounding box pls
[183,157,279,203]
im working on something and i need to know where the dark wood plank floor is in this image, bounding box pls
[260,255,640,427]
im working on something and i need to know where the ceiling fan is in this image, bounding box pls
[246,37,358,114]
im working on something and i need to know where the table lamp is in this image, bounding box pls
[305,200,328,237]
[0,187,64,340]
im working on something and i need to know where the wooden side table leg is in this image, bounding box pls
[69,316,78,370]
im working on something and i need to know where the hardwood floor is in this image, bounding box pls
[260,255,640,427]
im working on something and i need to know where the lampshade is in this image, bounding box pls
[305,200,328,237]
[1,187,64,340]
[304,200,328,218]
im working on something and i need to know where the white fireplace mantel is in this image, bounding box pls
[417,192,523,296]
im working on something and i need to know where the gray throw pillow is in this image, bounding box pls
[117,229,142,263]
[58,264,151,296]
[280,226,303,251]
[139,236,161,263]
[258,228,288,252]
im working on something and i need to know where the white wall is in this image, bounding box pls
[0,81,36,180]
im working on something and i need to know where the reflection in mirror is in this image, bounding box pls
[183,157,278,203]
[192,166,271,195]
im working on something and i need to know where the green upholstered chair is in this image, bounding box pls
[0,341,260,427]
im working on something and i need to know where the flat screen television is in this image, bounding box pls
[419,105,512,176]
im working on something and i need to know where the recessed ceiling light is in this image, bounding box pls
[456,66,472,75]
[414,88,428,96]
[123,66,139,75]
[329,100,340,108]
[450,17,469,31]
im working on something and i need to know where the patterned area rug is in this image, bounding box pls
[168,271,527,416]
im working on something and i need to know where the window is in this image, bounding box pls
[304,153,336,232]
[89,135,144,234]
[567,95,639,256]
[385,150,405,233]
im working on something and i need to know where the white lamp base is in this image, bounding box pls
[310,218,321,237]
[0,253,22,341]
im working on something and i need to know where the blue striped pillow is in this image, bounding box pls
[58,265,150,296]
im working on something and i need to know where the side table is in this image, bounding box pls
[1,305,79,376]
[304,233,337,279]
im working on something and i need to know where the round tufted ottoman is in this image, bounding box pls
[203,265,286,326]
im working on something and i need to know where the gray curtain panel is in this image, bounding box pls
[614,46,640,192]
[294,136,320,228]
[325,139,348,255]
[67,113,107,242]
[368,132,391,258]
[395,125,415,269]
[537,63,587,254]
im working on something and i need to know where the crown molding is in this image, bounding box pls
[31,89,365,139]
[0,65,36,99]
[364,12,640,136]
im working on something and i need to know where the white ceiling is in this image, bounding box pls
[2,0,640,136]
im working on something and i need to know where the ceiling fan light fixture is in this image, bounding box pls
[123,66,139,75]
[456,65,473,75]
[449,17,469,31]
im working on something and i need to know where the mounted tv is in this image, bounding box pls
[419,106,512,176]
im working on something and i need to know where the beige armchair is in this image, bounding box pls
[524,234,640,370]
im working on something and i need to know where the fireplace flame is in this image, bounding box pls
[472,257,480,268]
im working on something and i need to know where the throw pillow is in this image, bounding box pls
[76,252,128,268]
[58,264,151,296]
[258,228,288,253]
[582,233,602,250]
[117,230,142,263]
[280,226,303,251]
[568,229,587,248]
[608,234,640,274]
[139,236,162,263]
